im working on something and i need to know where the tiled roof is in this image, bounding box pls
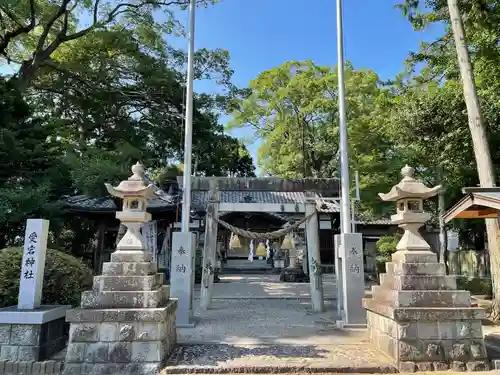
[192,191,339,213]
[62,193,391,225]
[62,195,179,212]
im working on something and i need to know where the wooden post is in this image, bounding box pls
[200,179,219,309]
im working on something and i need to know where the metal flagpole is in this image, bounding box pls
[336,0,351,234]
[181,0,196,233]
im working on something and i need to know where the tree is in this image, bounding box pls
[229,60,401,215]
[20,26,254,185]
[0,0,219,92]
[0,77,66,247]
[397,0,500,319]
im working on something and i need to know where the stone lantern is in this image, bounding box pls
[105,162,155,258]
[363,165,489,372]
[379,165,441,254]
[63,162,178,375]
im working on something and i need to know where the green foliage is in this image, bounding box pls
[229,60,401,215]
[0,0,255,252]
[376,235,399,258]
[1,0,219,90]
[0,247,93,307]
[0,78,67,247]
[456,277,492,296]
[375,235,399,274]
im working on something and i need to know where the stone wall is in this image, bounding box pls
[64,301,177,374]
[0,359,63,374]
[0,319,68,362]
[367,309,487,371]
[62,249,178,375]
[364,250,490,371]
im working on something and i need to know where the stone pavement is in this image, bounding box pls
[192,274,339,300]
[166,274,395,373]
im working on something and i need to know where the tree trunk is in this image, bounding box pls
[10,59,42,93]
[447,0,500,320]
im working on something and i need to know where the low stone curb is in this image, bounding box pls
[161,364,398,374]
[193,297,338,301]
[0,359,63,374]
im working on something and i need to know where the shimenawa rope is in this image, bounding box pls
[207,212,314,240]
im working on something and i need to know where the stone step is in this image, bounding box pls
[110,251,152,263]
[66,301,178,323]
[391,251,438,264]
[363,298,486,321]
[379,274,457,290]
[92,274,164,292]
[80,286,170,309]
[102,262,157,276]
[386,262,446,276]
[371,286,471,307]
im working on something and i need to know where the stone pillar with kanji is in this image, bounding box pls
[363,165,489,372]
[63,162,177,375]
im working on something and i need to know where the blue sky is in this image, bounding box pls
[1,1,443,174]
[171,0,443,173]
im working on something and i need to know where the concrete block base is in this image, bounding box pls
[0,305,69,362]
[363,250,490,371]
[63,251,178,375]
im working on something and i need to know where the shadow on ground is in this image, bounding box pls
[167,344,330,366]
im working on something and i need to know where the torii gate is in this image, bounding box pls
[199,179,326,312]
[169,176,366,328]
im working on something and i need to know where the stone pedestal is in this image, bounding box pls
[0,306,69,362]
[279,267,309,283]
[363,250,489,371]
[63,251,177,375]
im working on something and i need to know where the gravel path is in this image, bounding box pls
[167,274,395,373]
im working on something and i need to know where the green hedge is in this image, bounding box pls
[456,276,492,296]
[0,247,93,308]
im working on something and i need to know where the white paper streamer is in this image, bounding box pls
[266,239,271,259]
[248,239,254,262]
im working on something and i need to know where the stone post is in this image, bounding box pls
[62,163,178,375]
[363,165,489,372]
[0,219,69,363]
[334,234,344,317]
[200,179,219,310]
[170,232,196,327]
[18,219,49,310]
[338,232,365,327]
[305,193,324,312]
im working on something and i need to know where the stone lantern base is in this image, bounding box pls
[363,250,490,372]
[62,251,177,375]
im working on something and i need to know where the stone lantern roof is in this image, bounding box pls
[104,162,156,199]
[378,165,441,202]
